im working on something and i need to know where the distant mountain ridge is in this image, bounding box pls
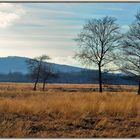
[0,56,85,74]
[0,56,137,85]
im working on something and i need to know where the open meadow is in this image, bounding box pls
[0,83,139,138]
[0,1,140,139]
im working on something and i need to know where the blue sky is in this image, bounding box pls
[0,3,140,67]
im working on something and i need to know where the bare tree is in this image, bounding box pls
[40,63,57,91]
[116,11,140,94]
[75,16,121,92]
[26,54,50,91]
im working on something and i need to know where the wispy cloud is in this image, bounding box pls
[31,8,76,16]
[0,3,139,67]
[121,25,130,32]
[105,7,124,11]
[0,3,25,28]
[49,56,80,67]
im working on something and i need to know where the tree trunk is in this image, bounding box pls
[98,65,102,93]
[43,80,46,91]
[33,74,39,91]
[138,78,140,95]
[33,64,41,91]
[33,81,37,91]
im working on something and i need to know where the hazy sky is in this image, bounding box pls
[0,3,140,67]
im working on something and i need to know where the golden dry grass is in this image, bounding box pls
[0,83,139,138]
[0,91,139,116]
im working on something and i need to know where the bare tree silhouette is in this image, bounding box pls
[26,54,50,91]
[116,11,140,94]
[75,16,122,92]
[40,63,57,91]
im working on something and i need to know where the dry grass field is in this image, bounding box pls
[0,83,139,138]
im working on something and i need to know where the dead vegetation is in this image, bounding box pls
[0,83,139,138]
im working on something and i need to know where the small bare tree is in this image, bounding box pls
[40,63,57,91]
[116,11,140,94]
[26,54,50,91]
[75,16,121,92]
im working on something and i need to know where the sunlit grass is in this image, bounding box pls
[0,83,139,138]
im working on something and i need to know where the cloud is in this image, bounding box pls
[0,3,25,28]
[0,37,77,57]
[121,25,129,32]
[0,3,135,68]
[105,7,124,11]
[33,8,76,16]
[49,56,81,67]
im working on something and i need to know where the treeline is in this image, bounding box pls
[0,72,29,82]
[0,71,137,85]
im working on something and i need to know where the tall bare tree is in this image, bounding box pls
[75,16,121,92]
[26,54,50,91]
[116,11,140,94]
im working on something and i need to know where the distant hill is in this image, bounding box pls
[0,56,28,74]
[0,56,84,74]
[0,56,137,85]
